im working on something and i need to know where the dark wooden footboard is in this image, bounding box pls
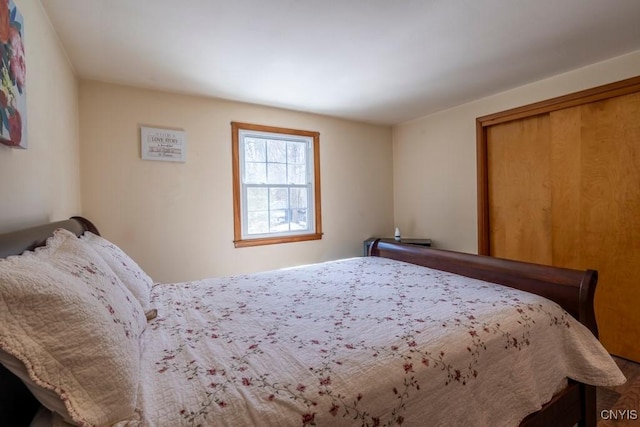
[369,239,598,427]
[369,240,598,336]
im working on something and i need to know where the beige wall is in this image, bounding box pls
[79,81,393,282]
[392,50,640,254]
[0,1,81,232]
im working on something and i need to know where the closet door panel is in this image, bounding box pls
[487,115,552,264]
[573,93,640,360]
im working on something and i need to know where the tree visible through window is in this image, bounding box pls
[231,122,322,247]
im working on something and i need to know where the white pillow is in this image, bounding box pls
[81,232,154,314]
[0,228,145,426]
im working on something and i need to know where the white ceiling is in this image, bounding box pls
[40,0,640,125]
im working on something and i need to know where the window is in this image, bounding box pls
[231,122,322,247]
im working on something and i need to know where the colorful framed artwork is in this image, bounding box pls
[0,0,25,149]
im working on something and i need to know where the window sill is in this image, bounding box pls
[234,233,323,248]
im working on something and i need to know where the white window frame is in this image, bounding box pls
[231,122,322,247]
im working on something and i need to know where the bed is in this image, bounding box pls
[0,217,625,426]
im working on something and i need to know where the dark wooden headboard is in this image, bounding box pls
[0,217,98,258]
[0,216,99,426]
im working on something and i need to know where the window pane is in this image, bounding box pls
[270,209,288,232]
[244,138,266,162]
[246,187,268,211]
[288,164,307,185]
[245,162,266,184]
[269,188,289,210]
[267,139,287,163]
[247,211,268,234]
[290,209,308,230]
[288,142,306,164]
[290,188,308,231]
[267,163,287,184]
[290,188,307,209]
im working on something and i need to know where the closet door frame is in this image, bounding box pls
[476,75,640,255]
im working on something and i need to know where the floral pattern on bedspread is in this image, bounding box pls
[137,257,624,427]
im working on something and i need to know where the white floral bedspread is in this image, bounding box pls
[134,257,625,427]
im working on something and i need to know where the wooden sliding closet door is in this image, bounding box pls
[551,92,640,360]
[482,82,640,362]
[487,115,552,265]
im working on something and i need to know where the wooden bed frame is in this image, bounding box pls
[0,217,598,426]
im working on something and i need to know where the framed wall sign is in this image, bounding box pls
[141,126,186,162]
